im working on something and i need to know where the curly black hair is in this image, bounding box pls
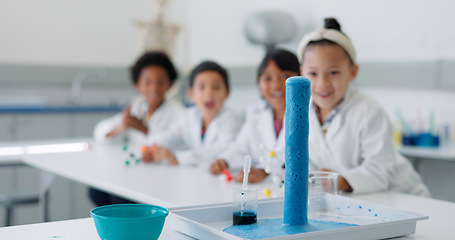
[129,51,178,85]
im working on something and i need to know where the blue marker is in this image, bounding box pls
[284,77,311,226]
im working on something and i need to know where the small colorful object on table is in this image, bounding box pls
[258,144,285,195]
[268,150,276,158]
[263,188,271,198]
[222,169,232,182]
[140,144,157,163]
[258,144,283,174]
[141,144,157,154]
[140,145,149,154]
[125,152,137,166]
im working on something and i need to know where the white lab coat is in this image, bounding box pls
[151,106,242,170]
[93,96,183,146]
[218,99,285,176]
[309,86,430,197]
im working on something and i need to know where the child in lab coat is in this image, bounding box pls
[93,51,183,146]
[298,18,430,196]
[210,49,300,183]
[90,52,183,206]
[142,61,241,170]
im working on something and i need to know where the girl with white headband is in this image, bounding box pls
[299,18,430,196]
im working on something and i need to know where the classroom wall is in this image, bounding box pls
[1,0,455,69]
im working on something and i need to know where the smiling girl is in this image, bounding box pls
[299,18,429,196]
[210,49,300,183]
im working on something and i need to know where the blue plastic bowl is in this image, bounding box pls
[91,204,169,240]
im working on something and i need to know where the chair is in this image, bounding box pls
[0,163,53,226]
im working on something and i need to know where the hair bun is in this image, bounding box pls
[324,18,341,32]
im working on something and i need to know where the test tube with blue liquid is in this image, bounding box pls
[232,155,258,225]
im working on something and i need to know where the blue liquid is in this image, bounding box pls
[233,211,257,225]
[224,218,357,239]
[284,77,311,225]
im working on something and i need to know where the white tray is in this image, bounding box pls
[169,195,428,240]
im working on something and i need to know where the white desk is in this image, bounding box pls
[20,139,271,208]
[0,217,191,240]
[2,138,455,239]
[0,192,453,240]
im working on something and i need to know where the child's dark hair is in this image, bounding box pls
[189,61,229,90]
[257,48,300,81]
[307,18,354,64]
[130,51,178,85]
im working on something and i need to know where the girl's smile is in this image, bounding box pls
[314,89,334,98]
[271,91,285,98]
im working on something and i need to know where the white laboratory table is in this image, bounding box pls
[2,139,455,239]
[0,192,454,240]
[0,217,191,240]
[4,138,455,208]
[19,139,272,208]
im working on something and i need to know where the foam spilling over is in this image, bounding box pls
[223,218,357,239]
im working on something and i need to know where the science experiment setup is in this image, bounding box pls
[169,77,428,239]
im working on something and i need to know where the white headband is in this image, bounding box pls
[297,29,357,64]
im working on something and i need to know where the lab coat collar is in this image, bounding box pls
[309,105,340,168]
[309,85,356,140]
[193,106,229,147]
[147,99,174,127]
[256,98,269,110]
[338,86,355,110]
[204,107,227,145]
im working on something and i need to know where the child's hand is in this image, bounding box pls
[210,159,229,175]
[142,150,154,163]
[141,145,156,163]
[106,106,133,137]
[121,107,148,134]
[234,168,268,183]
[153,146,178,166]
[319,168,353,192]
